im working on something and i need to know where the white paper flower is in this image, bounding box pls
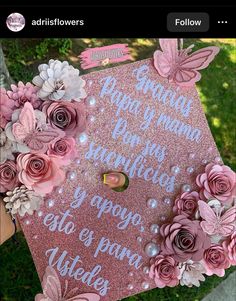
[0,128,15,163]
[32,59,87,102]
[3,185,43,217]
[178,260,206,287]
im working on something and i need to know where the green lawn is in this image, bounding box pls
[0,38,235,301]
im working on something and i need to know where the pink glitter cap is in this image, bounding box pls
[19,58,220,301]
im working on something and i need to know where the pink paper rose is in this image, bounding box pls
[47,137,77,164]
[160,215,211,262]
[7,81,42,109]
[17,153,65,195]
[149,255,180,288]
[202,245,230,277]
[196,163,236,204]
[173,191,201,218]
[223,232,236,266]
[42,101,86,137]
[0,160,19,193]
[0,88,15,128]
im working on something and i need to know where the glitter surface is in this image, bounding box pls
[19,58,220,301]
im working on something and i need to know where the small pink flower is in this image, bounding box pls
[149,255,180,288]
[47,137,77,164]
[160,215,211,262]
[17,153,65,195]
[202,244,230,277]
[223,232,236,266]
[0,160,19,193]
[42,101,86,137]
[196,163,236,204]
[173,191,201,218]
[0,88,15,128]
[7,81,42,109]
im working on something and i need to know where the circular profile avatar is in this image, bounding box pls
[6,13,25,32]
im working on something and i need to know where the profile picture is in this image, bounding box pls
[6,12,25,32]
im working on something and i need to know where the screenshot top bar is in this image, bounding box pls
[0,5,235,37]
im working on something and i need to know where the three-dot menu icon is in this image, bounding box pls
[217,20,228,24]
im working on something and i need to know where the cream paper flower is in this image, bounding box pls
[178,260,206,287]
[0,128,15,163]
[3,185,43,217]
[32,59,86,101]
[0,127,28,164]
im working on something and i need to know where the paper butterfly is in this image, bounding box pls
[12,102,64,153]
[153,39,220,87]
[198,200,236,237]
[35,266,100,301]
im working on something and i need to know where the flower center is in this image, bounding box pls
[27,156,48,176]
[52,107,72,129]
[55,80,65,90]
[3,167,14,179]
[19,96,28,105]
[175,230,195,251]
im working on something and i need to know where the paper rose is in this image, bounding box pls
[202,245,230,277]
[3,185,43,217]
[160,215,211,262]
[17,153,65,195]
[47,137,77,164]
[7,81,42,109]
[0,88,15,128]
[173,191,201,218]
[196,163,236,204]
[0,160,19,193]
[149,255,180,288]
[42,101,86,137]
[178,260,206,287]
[32,59,87,101]
[223,232,236,266]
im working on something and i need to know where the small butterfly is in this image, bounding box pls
[12,102,64,153]
[153,39,219,87]
[35,266,100,301]
[198,200,236,237]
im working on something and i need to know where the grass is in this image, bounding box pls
[0,38,235,301]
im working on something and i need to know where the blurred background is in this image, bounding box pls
[0,38,235,301]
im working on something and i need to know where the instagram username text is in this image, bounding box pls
[32,18,84,26]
